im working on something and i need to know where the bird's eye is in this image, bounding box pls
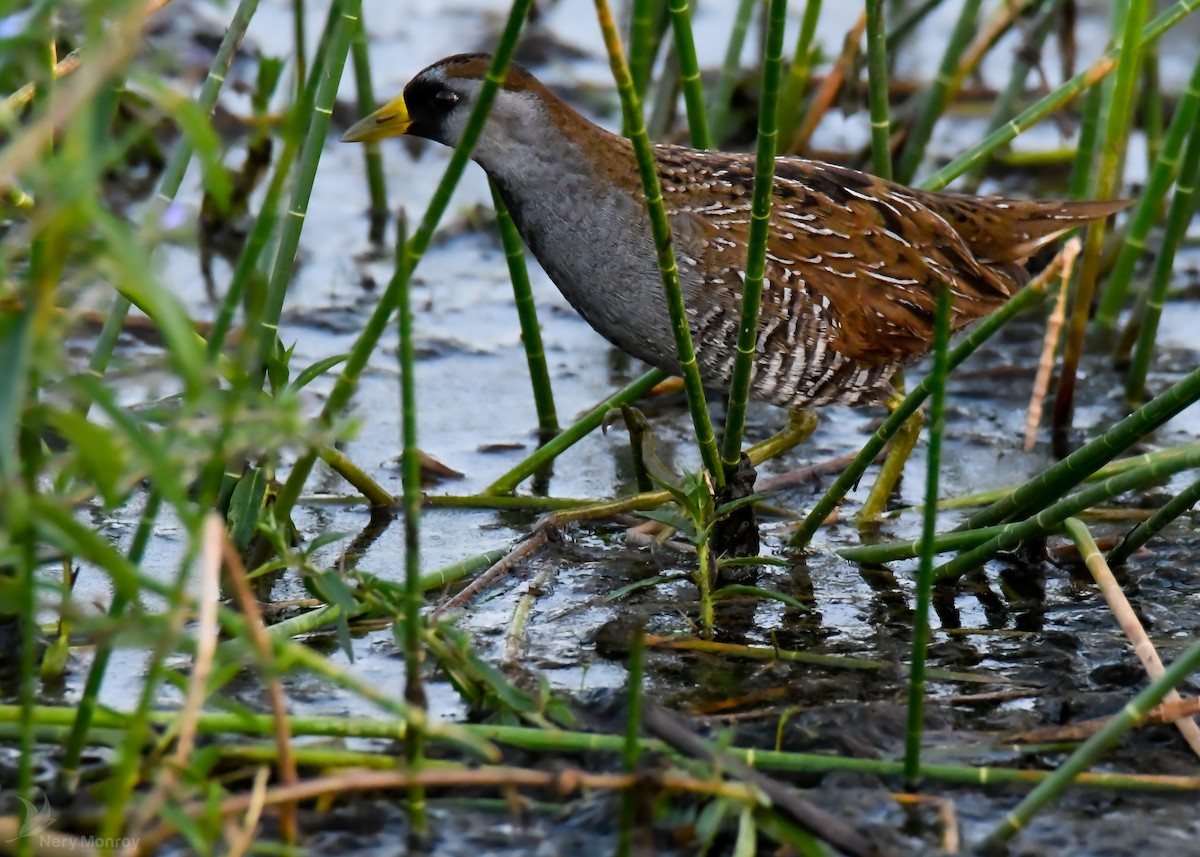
[433,89,459,110]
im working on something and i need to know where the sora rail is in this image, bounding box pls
[343,53,1126,410]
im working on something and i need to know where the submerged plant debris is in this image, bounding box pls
[2,1,1200,855]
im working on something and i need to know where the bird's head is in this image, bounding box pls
[342,53,562,167]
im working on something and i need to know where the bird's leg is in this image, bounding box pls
[708,410,818,585]
[857,376,924,524]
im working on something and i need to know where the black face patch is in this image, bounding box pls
[401,77,463,143]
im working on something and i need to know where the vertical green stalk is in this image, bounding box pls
[87,0,262,388]
[616,625,645,857]
[490,181,559,439]
[594,0,724,486]
[1140,31,1165,172]
[1097,47,1200,327]
[922,1,1200,193]
[981,632,1200,848]
[903,285,949,787]
[292,0,307,101]
[629,0,665,103]
[708,0,756,141]
[720,0,788,471]
[963,0,1066,191]
[895,0,982,184]
[273,0,535,518]
[254,0,362,384]
[350,6,389,245]
[886,0,947,50]
[665,0,711,148]
[855,0,919,523]
[60,491,162,784]
[1068,82,1105,201]
[393,217,427,838]
[1124,111,1200,404]
[98,542,201,843]
[777,0,823,147]
[864,0,893,179]
[1051,0,1148,453]
[790,280,1055,548]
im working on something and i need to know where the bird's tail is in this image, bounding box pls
[932,195,1131,267]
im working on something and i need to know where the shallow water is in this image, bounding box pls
[24,0,1200,854]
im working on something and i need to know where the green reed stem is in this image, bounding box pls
[778,0,823,147]
[886,0,946,50]
[720,0,787,472]
[315,445,394,507]
[629,0,665,102]
[484,369,667,495]
[839,522,1013,564]
[594,0,724,487]
[254,0,361,385]
[97,538,199,843]
[1068,81,1105,200]
[922,0,1200,192]
[935,445,1200,582]
[350,6,389,245]
[928,444,1200,513]
[391,215,427,839]
[708,0,756,141]
[13,704,1200,793]
[1108,473,1200,566]
[864,0,893,179]
[1053,0,1147,454]
[490,181,558,439]
[666,0,711,149]
[617,625,645,857]
[981,632,1200,848]
[87,0,260,388]
[273,0,534,518]
[963,0,1066,192]
[292,0,307,99]
[1098,47,1200,326]
[962,364,1200,532]
[1125,113,1200,404]
[1140,33,1165,172]
[790,273,1056,548]
[857,384,922,522]
[59,490,161,785]
[903,285,948,788]
[895,0,982,185]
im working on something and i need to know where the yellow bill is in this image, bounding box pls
[341,94,411,143]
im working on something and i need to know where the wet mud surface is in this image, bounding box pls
[10,0,1200,854]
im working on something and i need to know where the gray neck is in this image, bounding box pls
[479,124,679,371]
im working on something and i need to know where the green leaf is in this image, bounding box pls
[136,75,231,211]
[637,508,694,536]
[226,467,269,551]
[717,556,790,568]
[306,569,359,613]
[266,339,294,394]
[733,807,756,857]
[712,584,809,611]
[696,798,732,856]
[0,306,33,480]
[253,57,286,116]
[290,353,349,391]
[713,492,771,520]
[42,409,129,507]
[604,574,682,602]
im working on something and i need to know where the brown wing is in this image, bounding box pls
[657,147,1022,365]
